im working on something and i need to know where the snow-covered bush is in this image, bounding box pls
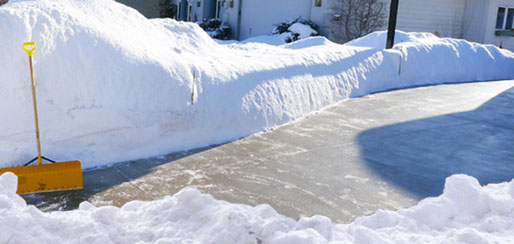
[198,18,232,40]
[272,17,320,43]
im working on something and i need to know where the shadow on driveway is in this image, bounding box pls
[357,87,514,198]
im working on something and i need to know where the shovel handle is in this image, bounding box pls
[23,41,42,165]
[23,42,37,56]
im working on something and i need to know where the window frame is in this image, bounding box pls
[496,6,514,30]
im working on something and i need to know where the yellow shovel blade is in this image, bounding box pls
[0,160,83,194]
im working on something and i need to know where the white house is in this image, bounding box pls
[215,0,514,50]
[116,0,514,50]
[212,0,326,40]
[479,0,514,50]
[393,0,514,50]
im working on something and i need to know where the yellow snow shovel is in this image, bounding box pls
[0,42,83,194]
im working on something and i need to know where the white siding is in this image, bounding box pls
[395,0,467,38]
[239,0,311,40]
[311,0,334,36]
[462,0,488,43]
[316,0,470,40]
[188,0,203,22]
[217,0,240,39]
[306,0,472,41]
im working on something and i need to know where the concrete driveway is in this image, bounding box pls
[24,80,514,223]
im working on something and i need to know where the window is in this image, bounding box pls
[496,7,514,30]
[229,0,234,8]
[507,9,514,30]
[197,1,201,7]
[315,0,322,7]
[496,8,505,29]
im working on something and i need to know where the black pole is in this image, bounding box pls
[386,0,399,49]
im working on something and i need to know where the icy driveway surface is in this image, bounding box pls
[25,80,514,223]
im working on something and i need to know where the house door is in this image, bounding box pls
[187,4,193,21]
[216,0,222,18]
[177,2,181,19]
[178,0,188,21]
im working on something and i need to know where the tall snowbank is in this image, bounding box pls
[1,172,514,243]
[1,0,513,169]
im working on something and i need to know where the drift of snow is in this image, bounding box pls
[1,172,513,243]
[1,0,514,169]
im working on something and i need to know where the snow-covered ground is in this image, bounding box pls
[1,0,513,169]
[1,172,514,243]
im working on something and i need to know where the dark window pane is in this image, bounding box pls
[496,7,506,29]
[315,0,322,7]
[506,8,514,30]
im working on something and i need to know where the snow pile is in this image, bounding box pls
[1,172,514,243]
[335,175,514,243]
[1,0,514,169]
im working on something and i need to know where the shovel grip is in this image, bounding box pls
[23,42,37,56]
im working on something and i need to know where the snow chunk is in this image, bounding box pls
[0,174,514,243]
[0,172,26,209]
[0,172,17,194]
